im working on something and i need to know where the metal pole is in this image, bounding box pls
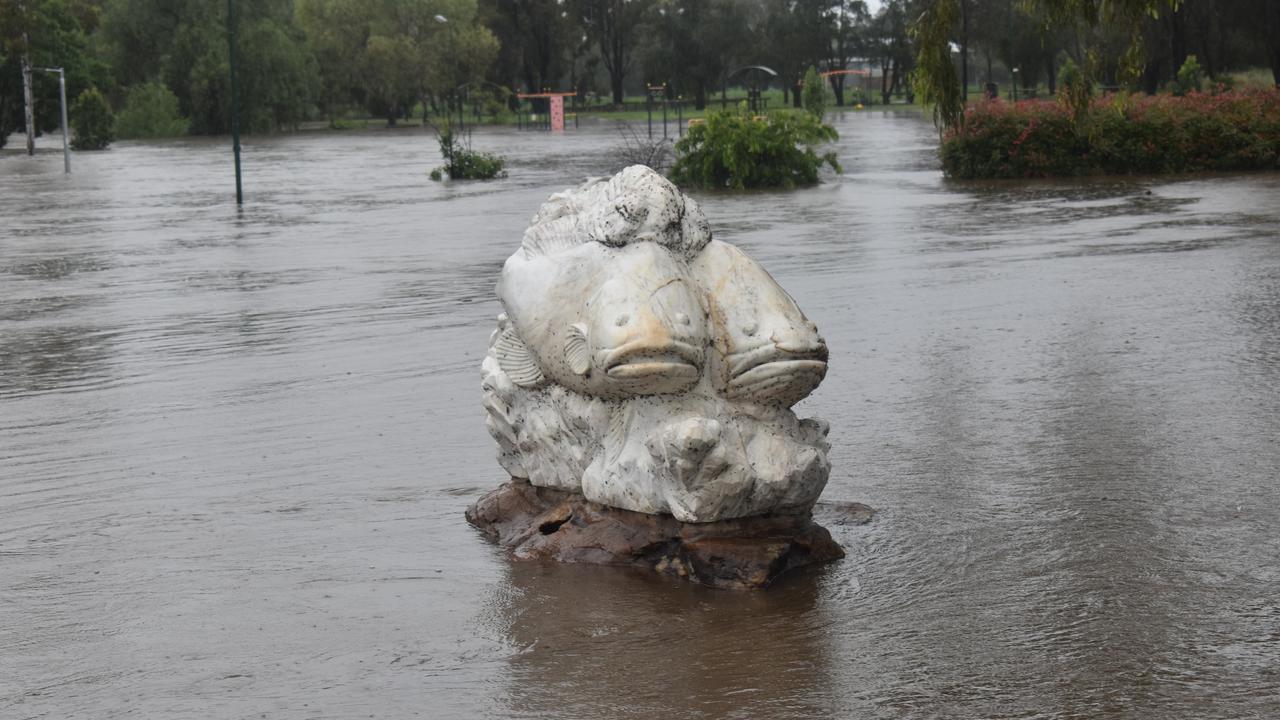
[662,98,667,139]
[228,0,243,205]
[647,95,652,139]
[57,69,69,173]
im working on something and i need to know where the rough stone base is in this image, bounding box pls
[465,479,848,590]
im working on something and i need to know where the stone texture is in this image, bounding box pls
[481,166,833,523]
[466,479,846,590]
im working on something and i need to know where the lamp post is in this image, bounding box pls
[37,67,70,173]
[434,15,459,129]
[228,0,243,204]
[1012,67,1019,102]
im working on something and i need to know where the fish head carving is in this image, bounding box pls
[573,243,706,396]
[691,240,828,407]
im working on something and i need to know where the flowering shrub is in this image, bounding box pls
[941,89,1280,179]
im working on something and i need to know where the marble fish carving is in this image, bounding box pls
[482,166,833,522]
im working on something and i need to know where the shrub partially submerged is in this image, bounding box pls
[71,87,114,151]
[430,125,506,181]
[668,109,841,190]
[114,83,189,139]
[941,89,1280,179]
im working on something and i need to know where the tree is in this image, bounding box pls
[643,0,751,110]
[869,0,914,105]
[479,0,567,95]
[824,0,869,106]
[801,64,824,117]
[573,0,652,105]
[298,0,367,125]
[99,0,316,134]
[912,0,1182,129]
[0,0,106,151]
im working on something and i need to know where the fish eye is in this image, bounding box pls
[675,313,691,326]
[742,320,759,335]
[615,314,630,327]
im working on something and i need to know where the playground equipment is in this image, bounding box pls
[516,92,579,131]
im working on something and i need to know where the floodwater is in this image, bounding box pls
[2,113,1278,719]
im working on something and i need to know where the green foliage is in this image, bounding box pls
[0,0,110,141]
[70,86,113,149]
[911,0,963,130]
[1057,56,1093,124]
[668,109,841,190]
[940,89,1280,178]
[114,82,189,138]
[802,65,825,119]
[99,0,315,135]
[1175,55,1204,96]
[432,124,507,180]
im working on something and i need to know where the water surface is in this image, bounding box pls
[3,114,1279,718]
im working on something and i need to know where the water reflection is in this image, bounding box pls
[484,561,839,720]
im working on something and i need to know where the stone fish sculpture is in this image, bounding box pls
[468,166,846,588]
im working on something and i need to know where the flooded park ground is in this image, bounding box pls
[2,112,1279,718]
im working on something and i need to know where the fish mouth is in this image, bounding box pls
[603,339,703,381]
[725,344,828,403]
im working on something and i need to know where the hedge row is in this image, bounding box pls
[941,89,1280,179]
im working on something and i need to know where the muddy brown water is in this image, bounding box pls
[2,113,1279,719]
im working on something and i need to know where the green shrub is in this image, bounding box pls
[668,109,841,189]
[114,83,190,139]
[70,87,114,150]
[940,88,1280,178]
[802,65,826,119]
[1175,55,1204,96]
[431,125,507,180]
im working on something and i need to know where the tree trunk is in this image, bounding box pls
[694,83,707,111]
[960,0,970,100]
[791,79,802,108]
[22,48,35,156]
[611,73,624,106]
[832,76,845,106]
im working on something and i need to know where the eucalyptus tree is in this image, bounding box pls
[572,0,653,105]
[824,0,870,105]
[868,0,913,105]
[479,0,568,95]
[644,0,752,109]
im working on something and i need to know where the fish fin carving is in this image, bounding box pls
[495,325,547,388]
[564,323,592,376]
[605,401,633,462]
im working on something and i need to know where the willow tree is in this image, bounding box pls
[911,0,1181,130]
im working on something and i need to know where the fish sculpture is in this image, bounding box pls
[692,240,828,408]
[496,232,708,398]
[481,166,833,523]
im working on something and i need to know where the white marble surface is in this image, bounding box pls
[482,166,831,522]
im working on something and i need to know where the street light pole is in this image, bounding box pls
[228,0,244,205]
[38,67,70,173]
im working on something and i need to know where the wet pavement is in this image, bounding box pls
[2,113,1279,718]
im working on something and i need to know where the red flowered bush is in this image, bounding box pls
[941,89,1280,179]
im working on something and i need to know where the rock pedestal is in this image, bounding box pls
[466,479,846,590]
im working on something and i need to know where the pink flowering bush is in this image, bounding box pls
[941,89,1280,179]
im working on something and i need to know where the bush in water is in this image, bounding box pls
[114,83,190,139]
[431,124,507,181]
[668,109,841,190]
[70,87,114,150]
[940,88,1280,179]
